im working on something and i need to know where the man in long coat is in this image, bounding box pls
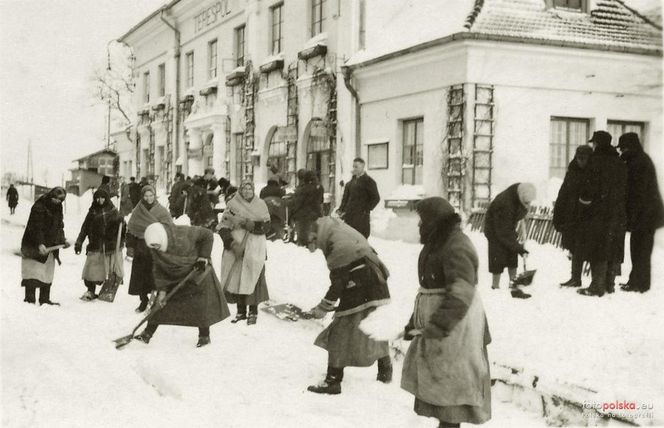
[617,133,664,293]
[576,131,627,297]
[337,158,380,238]
[6,183,19,215]
[483,183,535,297]
[553,145,592,287]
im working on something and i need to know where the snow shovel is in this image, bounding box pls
[16,244,65,258]
[512,254,537,287]
[113,268,205,349]
[261,302,314,321]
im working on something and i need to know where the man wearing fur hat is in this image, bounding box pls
[305,216,392,395]
[134,222,230,348]
[483,183,535,298]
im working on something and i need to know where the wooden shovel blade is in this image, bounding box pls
[113,334,134,349]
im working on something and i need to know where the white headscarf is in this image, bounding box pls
[144,223,168,252]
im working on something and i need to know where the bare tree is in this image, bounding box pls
[92,42,136,128]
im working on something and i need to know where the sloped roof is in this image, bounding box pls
[347,0,661,66]
[468,0,661,52]
[74,149,117,162]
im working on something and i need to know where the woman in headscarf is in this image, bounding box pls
[20,187,70,305]
[402,197,492,428]
[305,216,392,395]
[133,222,231,348]
[74,188,126,301]
[217,181,271,325]
[126,185,173,312]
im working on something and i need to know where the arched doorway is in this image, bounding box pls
[266,125,297,186]
[304,118,333,193]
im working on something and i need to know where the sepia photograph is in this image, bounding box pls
[0,0,662,427]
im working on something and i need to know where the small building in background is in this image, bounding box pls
[66,149,118,196]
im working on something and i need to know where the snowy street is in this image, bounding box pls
[1,196,557,428]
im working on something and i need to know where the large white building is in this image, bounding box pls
[116,0,661,218]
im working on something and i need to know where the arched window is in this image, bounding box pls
[305,119,332,192]
[266,125,297,185]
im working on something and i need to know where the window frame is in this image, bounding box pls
[367,142,389,170]
[607,120,646,145]
[143,71,150,104]
[552,0,586,12]
[208,39,218,79]
[311,0,326,37]
[549,116,590,179]
[158,63,166,97]
[270,3,284,55]
[234,25,246,67]
[401,118,424,185]
[185,51,194,88]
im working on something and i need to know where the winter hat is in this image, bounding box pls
[141,185,156,196]
[617,132,642,152]
[517,183,536,207]
[588,130,612,148]
[93,188,110,201]
[144,223,168,252]
[416,197,456,225]
[575,145,593,157]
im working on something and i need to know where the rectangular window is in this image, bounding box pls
[549,117,590,179]
[367,142,388,170]
[208,39,218,79]
[185,51,194,88]
[271,3,284,55]
[607,120,645,145]
[143,71,150,103]
[553,0,584,10]
[311,0,326,37]
[402,118,424,185]
[234,25,246,67]
[158,63,166,97]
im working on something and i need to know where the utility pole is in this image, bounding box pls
[106,41,113,149]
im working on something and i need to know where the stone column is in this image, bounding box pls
[212,122,226,179]
[187,128,203,177]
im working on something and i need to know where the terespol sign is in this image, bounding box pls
[194,1,231,33]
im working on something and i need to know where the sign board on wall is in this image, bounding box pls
[194,1,232,34]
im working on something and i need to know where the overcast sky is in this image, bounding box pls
[0,0,659,187]
[0,0,165,186]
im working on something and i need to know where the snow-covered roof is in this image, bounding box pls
[347,0,661,67]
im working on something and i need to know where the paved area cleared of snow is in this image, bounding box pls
[1,194,662,427]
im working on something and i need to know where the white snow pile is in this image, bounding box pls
[2,197,662,427]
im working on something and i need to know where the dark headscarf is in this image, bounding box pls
[416,197,461,245]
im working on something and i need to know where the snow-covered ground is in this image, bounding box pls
[1,195,662,427]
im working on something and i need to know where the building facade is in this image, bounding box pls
[117,0,662,226]
[66,149,118,195]
[119,0,365,204]
[345,0,662,216]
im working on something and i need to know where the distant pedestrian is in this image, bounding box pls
[6,183,18,215]
[74,189,125,301]
[306,216,392,395]
[203,168,220,206]
[218,181,271,325]
[483,183,535,298]
[128,177,141,207]
[553,145,592,288]
[337,158,380,238]
[402,197,492,428]
[291,170,323,246]
[187,176,216,228]
[617,133,664,293]
[126,185,173,312]
[168,173,188,218]
[576,131,627,297]
[260,179,287,240]
[119,177,133,217]
[20,187,71,305]
[134,222,231,348]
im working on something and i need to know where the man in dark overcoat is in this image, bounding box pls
[617,133,664,293]
[337,158,380,238]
